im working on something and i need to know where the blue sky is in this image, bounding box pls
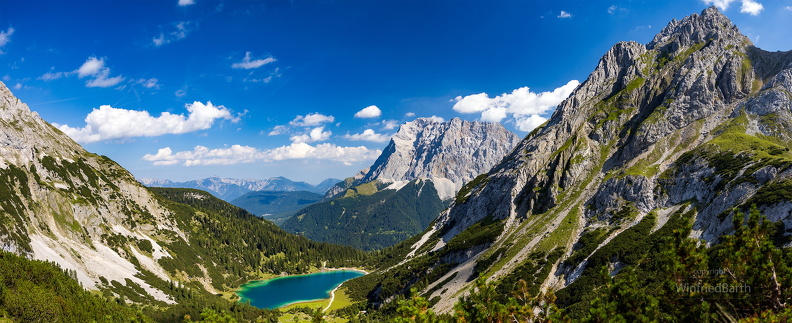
[1,0,791,184]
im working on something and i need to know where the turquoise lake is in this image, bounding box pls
[237,270,365,309]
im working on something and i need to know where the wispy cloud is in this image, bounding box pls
[54,101,239,143]
[231,52,276,69]
[38,70,64,81]
[343,129,391,143]
[143,143,381,166]
[0,27,14,54]
[289,113,335,127]
[136,78,160,89]
[608,5,628,14]
[452,80,579,131]
[178,0,195,6]
[381,119,399,130]
[76,56,124,88]
[558,11,572,18]
[153,21,195,47]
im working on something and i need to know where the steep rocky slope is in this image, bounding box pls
[283,118,521,249]
[353,7,792,314]
[0,81,366,308]
[360,117,521,200]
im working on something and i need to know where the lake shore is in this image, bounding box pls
[235,267,368,309]
[237,267,368,290]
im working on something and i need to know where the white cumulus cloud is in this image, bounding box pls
[290,126,332,143]
[289,113,335,127]
[77,57,104,77]
[143,143,381,166]
[354,105,382,118]
[703,0,735,10]
[452,93,492,114]
[480,107,507,123]
[427,115,445,123]
[76,57,124,88]
[558,11,572,18]
[452,80,579,131]
[515,115,548,132]
[703,0,763,14]
[178,0,195,6]
[54,101,238,144]
[740,0,763,15]
[231,52,276,69]
[343,129,391,142]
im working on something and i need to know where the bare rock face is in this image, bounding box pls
[372,8,792,312]
[360,117,521,200]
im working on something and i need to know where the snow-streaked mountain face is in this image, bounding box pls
[360,117,522,200]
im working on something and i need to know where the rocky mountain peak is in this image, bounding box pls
[649,6,748,50]
[360,117,521,200]
[1,82,84,163]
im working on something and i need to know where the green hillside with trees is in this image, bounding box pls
[283,180,446,250]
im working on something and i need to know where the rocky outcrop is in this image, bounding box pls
[360,117,521,200]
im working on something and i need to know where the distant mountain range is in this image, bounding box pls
[138,176,340,201]
[230,190,324,225]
